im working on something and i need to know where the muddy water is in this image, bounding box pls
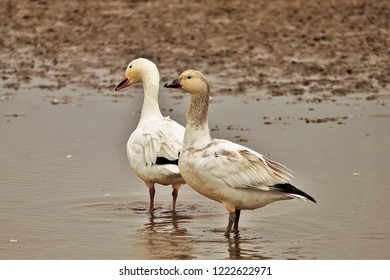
[1,82,389,259]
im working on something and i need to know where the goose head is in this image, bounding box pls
[164,70,210,95]
[115,58,159,91]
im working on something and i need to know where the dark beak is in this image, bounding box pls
[115,76,130,91]
[164,78,182,88]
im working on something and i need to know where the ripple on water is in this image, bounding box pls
[69,196,325,259]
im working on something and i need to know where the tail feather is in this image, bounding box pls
[272,183,316,203]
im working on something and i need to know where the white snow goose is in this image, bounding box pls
[164,70,316,236]
[115,58,185,212]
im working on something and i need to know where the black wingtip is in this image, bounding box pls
[273,183,317,203]
[155,157,179,165]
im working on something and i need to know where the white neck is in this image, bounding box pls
[183,123,211,149]
[139,73,163,123]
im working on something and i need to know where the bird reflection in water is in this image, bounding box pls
[227,235,271,260]
[134,211,195,259]
[145,211,190,236]
[134,207,272,259]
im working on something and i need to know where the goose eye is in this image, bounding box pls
[187,76,191,79]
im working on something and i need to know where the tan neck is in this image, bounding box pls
[187,91,209,127]
[183,87,211,147]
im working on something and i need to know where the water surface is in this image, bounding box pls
[1,83,389,259]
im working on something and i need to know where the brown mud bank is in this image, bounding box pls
[1,0,389,98]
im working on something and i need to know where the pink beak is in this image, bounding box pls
[115,76,130,91]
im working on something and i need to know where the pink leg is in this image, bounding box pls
[145,182,155,213]
[171,183,181,212]
[149,187,155,213]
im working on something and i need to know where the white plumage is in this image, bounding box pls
[115,58,185,212]
[127,118,184,185]
[165,70,316,236]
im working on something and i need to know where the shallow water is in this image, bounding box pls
[1,82,389,259]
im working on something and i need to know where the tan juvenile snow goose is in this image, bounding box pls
[115,58,185,212]
[164,70,316,236]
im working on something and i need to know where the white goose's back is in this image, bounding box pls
[128,116,185,185]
